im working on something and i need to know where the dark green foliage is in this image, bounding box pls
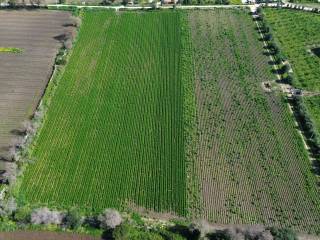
[292,96,320,155]
[167,224,200,240]
[269,227,298,240]
[264,33,272,41]
[112,223,163,240]
[215,0,229,4]
[63,207,82,229]
[83,215,100,228]
[207,230,231,240]
[13,206,31,224]
[282,63,290,74]
[285,73,293,84]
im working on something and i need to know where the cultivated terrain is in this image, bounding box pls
[0,10,74,161]
[188,9,320,233]
[0,6,319,237]
[21,11,188,215]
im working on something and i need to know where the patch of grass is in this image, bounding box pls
[230,0,242,4]
[20,10,188,215]
[0,47,23,53]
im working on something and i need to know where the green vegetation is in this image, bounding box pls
[305,96,320,132]
[0,198,300,240]
[264,9,320,91]
[288,0,319,4]
[20,10,188,215]
[0,47,22,53]
[264,8,320,155]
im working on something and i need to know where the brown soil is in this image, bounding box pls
[0,10,75,161]
[0,231,100,240]
[188,10,320,233]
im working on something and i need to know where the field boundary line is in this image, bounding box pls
[46,3,253,10]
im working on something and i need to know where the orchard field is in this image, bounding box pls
[20,11,189,215]
[264,9,320,133]
[263,9,320,90]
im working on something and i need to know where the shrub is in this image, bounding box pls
[269,227,297,240]
[292,96,320,154]
[98,209,122,229]
[62,207,82,229]
[83,214,100,228]
[285,73,293,84]
[3,197,17,216]
[14,205,31,224]
[282,63,290,74]
[206,229,232,240]
[4,162,17,184]
[113,223,163,240]
[265,33,272,41]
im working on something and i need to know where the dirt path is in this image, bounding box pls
[0,231,100,240]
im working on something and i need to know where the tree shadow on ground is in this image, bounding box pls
[167,224,200,240]
[10,129,26,136]
[53,33,68,43]
[101,229,114,240]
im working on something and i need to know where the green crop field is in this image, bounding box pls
[20,11,190,215]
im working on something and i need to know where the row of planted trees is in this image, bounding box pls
[0,196,298,240]
[256,8,293,84]
[256,7,320,160]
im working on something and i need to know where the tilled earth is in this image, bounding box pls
[0,10,74,160]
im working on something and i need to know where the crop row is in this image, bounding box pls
[20,11,187,215]
[188,9,320,233]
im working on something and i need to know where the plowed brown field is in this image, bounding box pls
[189,9,320,233]
[0,10,74,160]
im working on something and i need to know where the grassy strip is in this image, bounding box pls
[179,11,202,219]
[0,47,23,53]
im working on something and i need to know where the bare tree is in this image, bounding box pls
[258,230,274,240]
[22,120,36,136]
[31,207,64,225]
[70,16,82,28]
[189,220,214,238]
[63,38,73,50]
[98,209,122,229]
[3,197,17,215]
[3,162,17,184]
[226,227,245,240]
[245,225,266,239]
